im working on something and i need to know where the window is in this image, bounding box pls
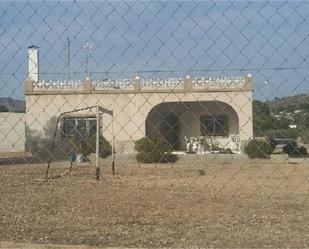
[63,116,97,137]
[200,115,228,136]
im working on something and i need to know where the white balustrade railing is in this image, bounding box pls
[32,76,247,90]
[193,76,245,87]
[141,78,184,87]
[34,80,83,89]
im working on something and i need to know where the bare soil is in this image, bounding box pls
[1,159,309,248]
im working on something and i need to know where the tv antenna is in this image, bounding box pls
[83,42,93,76]
[67,37,71,81]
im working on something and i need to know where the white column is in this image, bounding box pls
[28,46,39,82]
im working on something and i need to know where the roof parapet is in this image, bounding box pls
[25,75,252,94]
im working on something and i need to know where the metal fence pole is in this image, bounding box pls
[112,115,115,174]
[95,105,100,181]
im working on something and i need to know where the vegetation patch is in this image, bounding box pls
[244,139,272,159]
[282,142,308,157]
[253,98,309,143]
[69,133,112,159]
[135,137,178,163]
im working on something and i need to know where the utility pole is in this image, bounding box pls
[67,37,71,81]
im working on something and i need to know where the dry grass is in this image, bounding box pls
[1,159,309,248]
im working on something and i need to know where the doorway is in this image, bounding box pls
[161,112,180,150]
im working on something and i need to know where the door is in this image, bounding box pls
[161,112,180,150]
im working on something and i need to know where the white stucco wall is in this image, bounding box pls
[25,90,253,153]
[0,113,25,153]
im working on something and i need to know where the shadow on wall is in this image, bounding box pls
[25,116,72,162]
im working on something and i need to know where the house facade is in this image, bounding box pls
[25,47,253,155]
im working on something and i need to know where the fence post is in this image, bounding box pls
[96,105,100,180]
[83,76,92,93]
[25,78,34,93]
[184,75,192,91]
[133,75,141,92]
[244,73,253,89]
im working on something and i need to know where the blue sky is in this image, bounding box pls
[0,1,309,100]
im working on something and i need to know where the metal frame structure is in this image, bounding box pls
[45,105,114,181]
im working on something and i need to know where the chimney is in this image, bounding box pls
[28,45,39,82]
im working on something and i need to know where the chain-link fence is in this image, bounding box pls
[1,1,309,247]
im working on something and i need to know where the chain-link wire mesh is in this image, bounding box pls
[1,1,309,247]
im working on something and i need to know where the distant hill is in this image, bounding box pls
[0,97,25,113]
[253,93,309,142]
[267,94,309,112]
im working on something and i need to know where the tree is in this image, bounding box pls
[295,113,309,130]
[0,105,9,112]
[253,100,270,117]
[253,100,273,135]
[273,117,289,129]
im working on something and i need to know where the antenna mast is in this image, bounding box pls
[67,37,71,81]
[83,42,93,76]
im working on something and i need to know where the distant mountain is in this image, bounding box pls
[267,94,309,112]
[0,97,25,112]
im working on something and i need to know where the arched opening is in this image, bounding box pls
[145,101,239,151]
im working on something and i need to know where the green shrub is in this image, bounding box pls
[283,143,308,157]
[134,137,154,153]
[282,141,298,155]
[134,137,178,163]
[135,151,153,163]
[264,129,298,140]
[70,133,112,158]
[97,135,113,158]
[299,128,309,144]
[244,139,272,159]
[297,146,308,157]
[0,105,9,112]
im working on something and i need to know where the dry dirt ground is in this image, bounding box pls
[1,159,309,248]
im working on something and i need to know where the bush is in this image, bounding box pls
[244,139,272,159]
[264,129,298,140]
[297,146,308,157]
[282,141,298,155]
[134,137,178,163]
[134,137,154,153]
[97,135,113,158]
[0,105,9,112]
[135,151,153,163]
[299,128,309,144]
[283,143,308,157]
[70,133,112,159]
